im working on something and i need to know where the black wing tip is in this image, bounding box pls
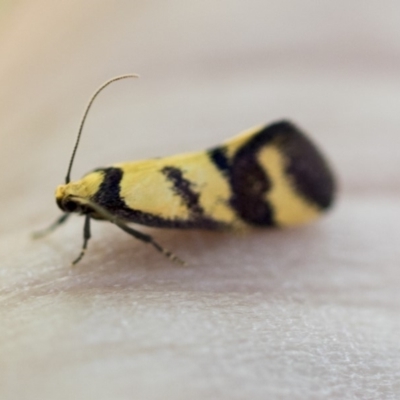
[259,120,337,211]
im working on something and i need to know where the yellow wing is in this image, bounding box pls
[61,120,335,229]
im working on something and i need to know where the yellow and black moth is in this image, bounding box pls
[35,75,336,265]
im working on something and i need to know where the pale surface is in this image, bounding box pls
[1,2,400,399]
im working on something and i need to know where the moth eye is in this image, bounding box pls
[64,200,78,212]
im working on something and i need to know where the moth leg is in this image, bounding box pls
[72,214,91,266]
[71,196,186,266]
[115,221,187,266]
[32,213,70,239]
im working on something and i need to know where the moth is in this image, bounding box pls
[35,75,336,265]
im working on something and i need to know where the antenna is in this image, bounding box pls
[65,74,139,184]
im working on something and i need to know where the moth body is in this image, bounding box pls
[56,121,335,232]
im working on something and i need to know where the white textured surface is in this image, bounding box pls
[0,1,400,399]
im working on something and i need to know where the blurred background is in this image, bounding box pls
[1,1,400,399]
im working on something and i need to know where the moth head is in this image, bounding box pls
[55,184,84,214]
[55,170,104,214]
